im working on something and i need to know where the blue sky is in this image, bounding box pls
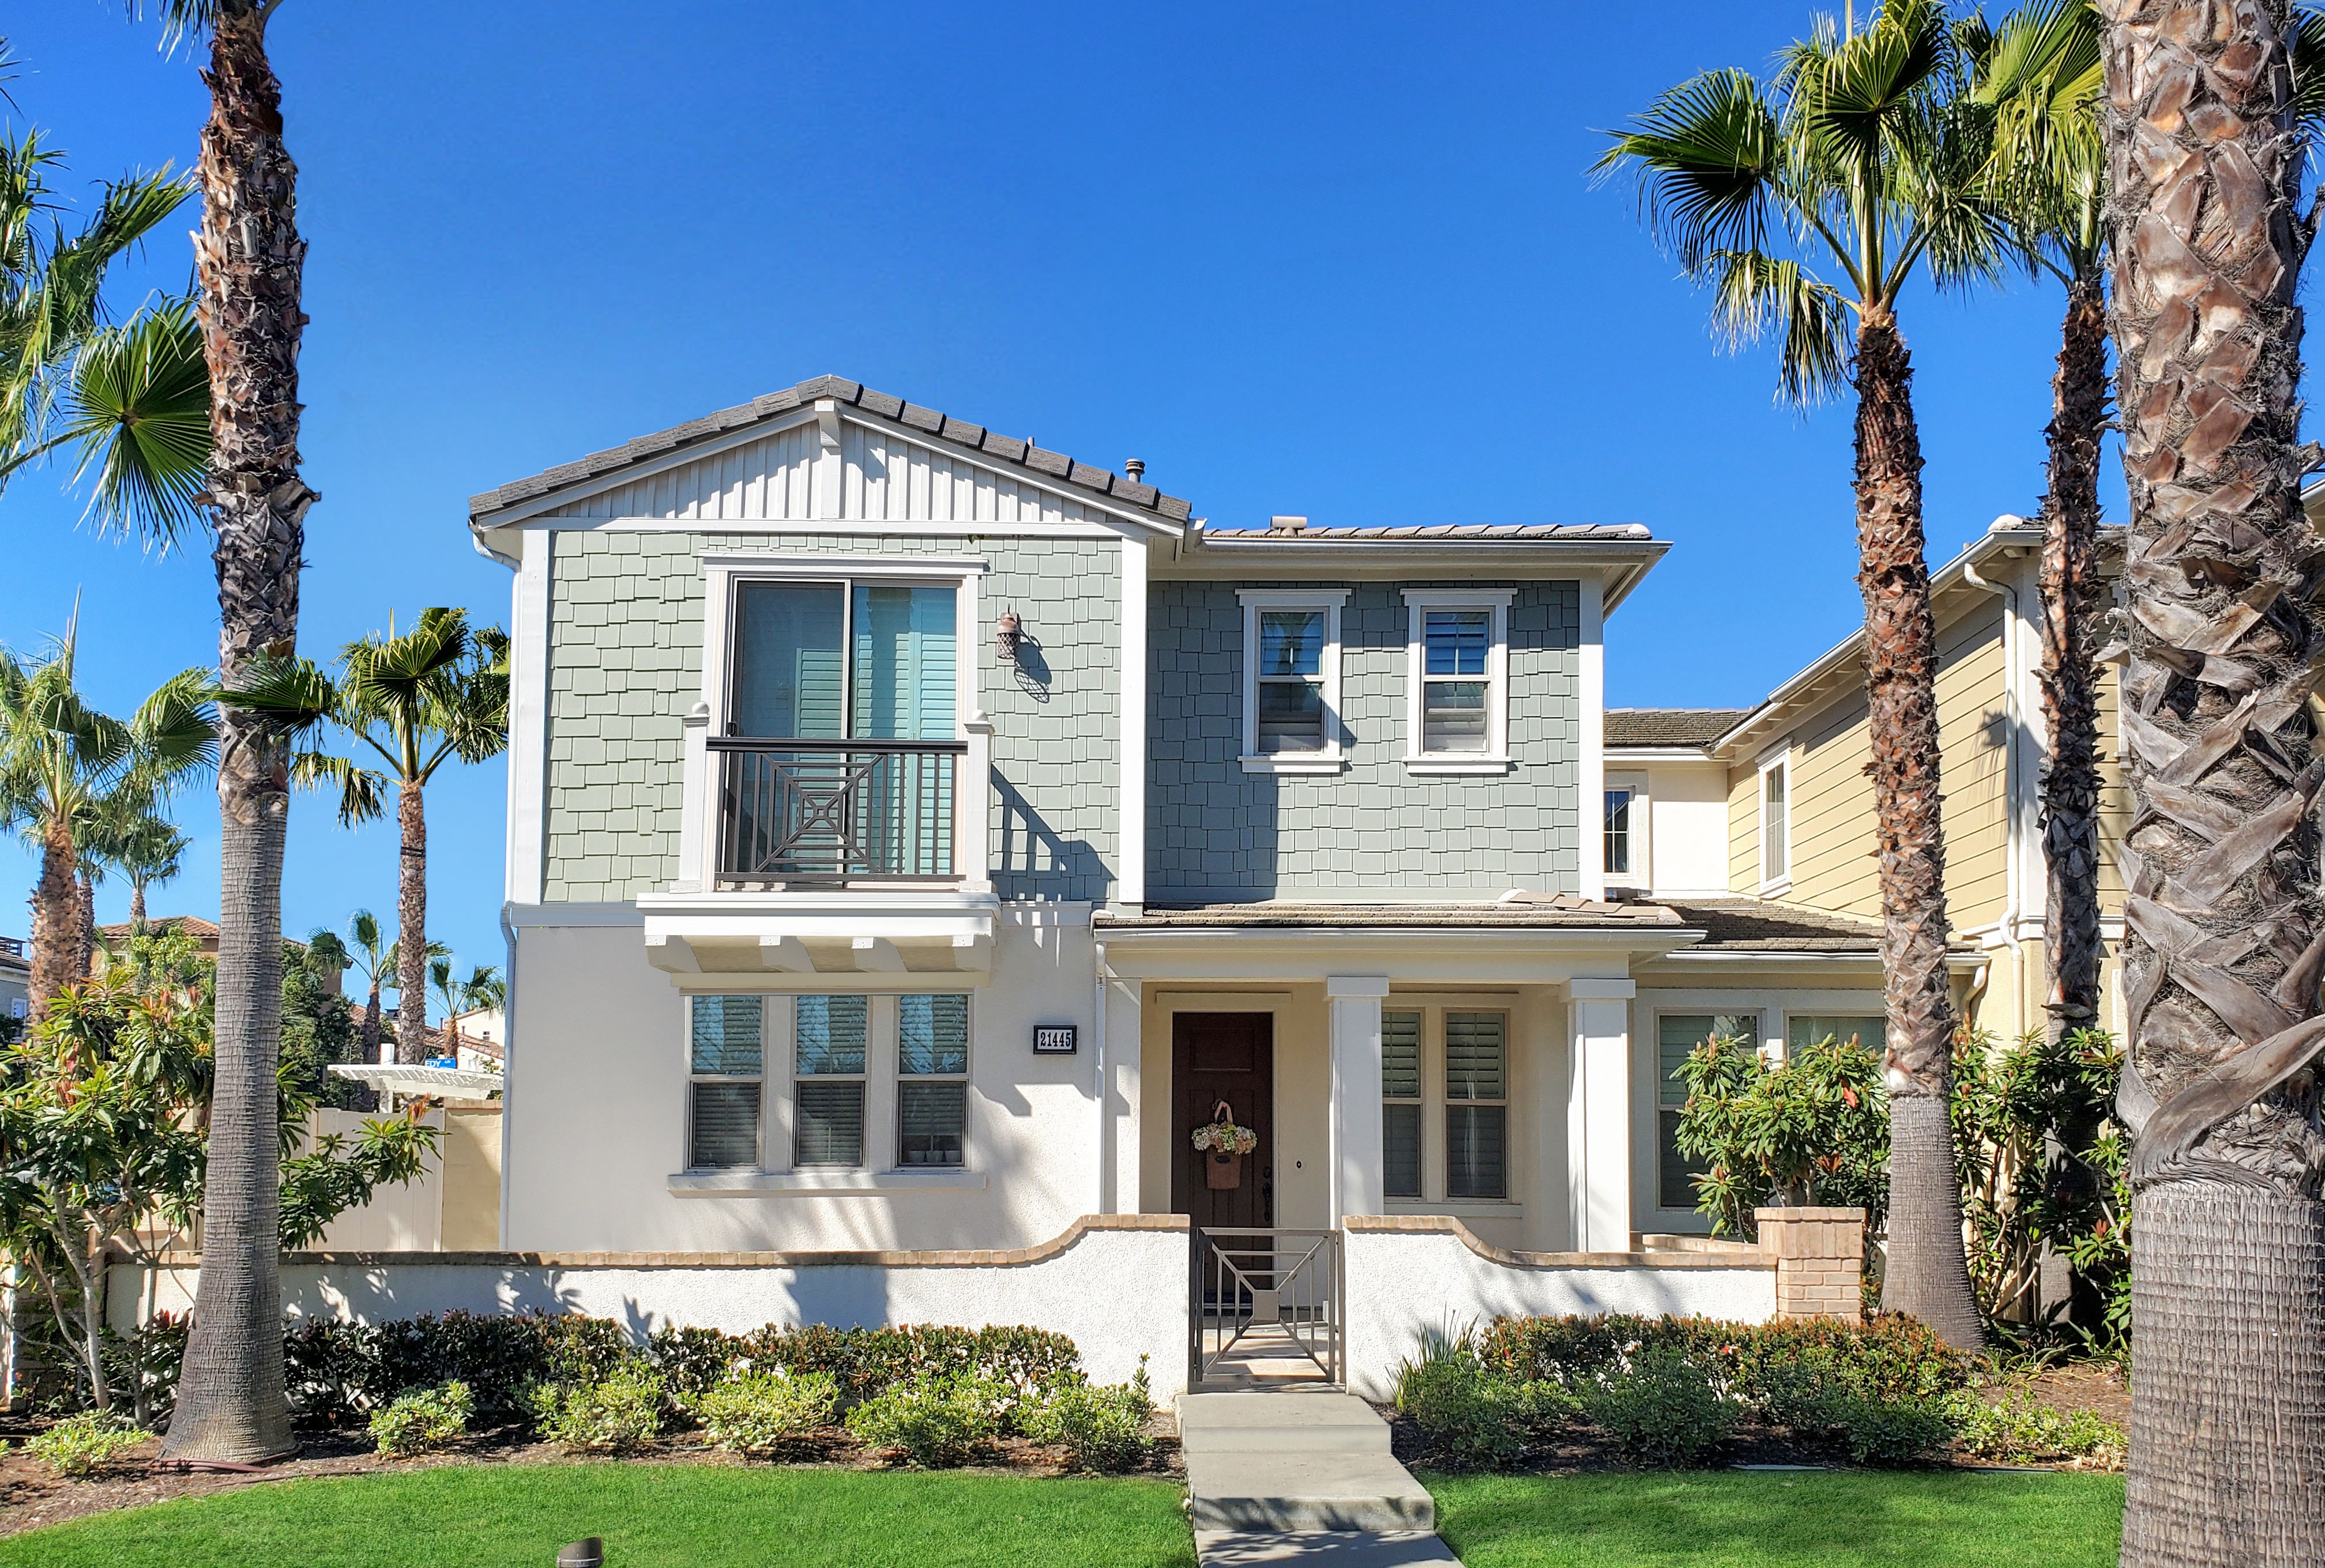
[3,1,2114,1002]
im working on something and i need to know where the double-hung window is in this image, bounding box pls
[1759,754,1790,891]
[689,995,765,1171]
[1402,590,1514,773]
[1382,1010,1424,1200]
[898,993,970,1167]
[1656,1013,1758,1211]
[1443,1011,1508,1200]
[794,994,870,1167]
[1238,589,1347,772]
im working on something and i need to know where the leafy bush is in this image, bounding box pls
[1673,1029,1890,1236]
[1831,1390,1958,1467]
[1956,1395,2124,1468]
[739,1324,1077,1419]
[695,1371,840,1457]
[368,1381,474,1457]
[1478,1313,1967,1410]
[1393,1346,1530,1471]
[1582,1347,1737,1467]
[1024,1360,1153,1473]
[27,1412,147,1477]
[525,1370,666,1453]
[843,1373,1007,1467]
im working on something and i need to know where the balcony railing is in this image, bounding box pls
[702,735,982,885]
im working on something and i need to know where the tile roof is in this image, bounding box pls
[468,373,1194,526]
[1197,523,1654,542]
[1095,897,1684,930]
[1604,708,1751,747]
[1652,899,1979,953]
[96,915,220,940]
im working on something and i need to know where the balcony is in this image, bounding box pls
[712,737,965,884]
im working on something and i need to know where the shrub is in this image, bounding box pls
[695,1371,840,1457]
[526,1370,666,1453]
[368,1381,475,1458]
[739,1324,1077,1419]
[1394,1350,1526,1471]
[1477,1313,1968,1412]
[1582,1347,1737,1466]
[28,1412,147,1477]
[1024,1360,1153,1473]
[1956,1395,2125,1468]
[843,1373,1006,1468]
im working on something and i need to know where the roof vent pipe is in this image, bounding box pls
[1269,515,1308,533]
[1124,458,1145,481]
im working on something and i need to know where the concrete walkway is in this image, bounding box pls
[1178,1389,1460,1566]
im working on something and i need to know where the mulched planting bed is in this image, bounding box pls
[0,1414,1181,1539]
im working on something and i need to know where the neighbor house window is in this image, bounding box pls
[1402,590,1514,772]
[793,994,869,1167]
[689,994,765,1171]
[1444,1011,1508,1200]
[1657,1013,1759,1210]
[898,993,970,1167]
[1382,1010,1424,1199]
[1604,789,1633,878]
[1787,1015,1886,1054]
[1238,589,1348,772]
[1759,755,1790,888]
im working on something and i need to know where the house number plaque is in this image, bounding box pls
[1033,1025,1078,1055]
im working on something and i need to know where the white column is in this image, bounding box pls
[961,717,994,895]
[675,701,710,894]
[1327,975,1390,1224]
[1114,536,1149,914]
[1103,968,1143,1213]
[1566,978,1635,1253]
[505,528,551,907]
[1578,572,1607,902]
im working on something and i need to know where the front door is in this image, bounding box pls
[1171,1012,1274,1229]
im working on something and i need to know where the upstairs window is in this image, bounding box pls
[1604,789,1634,878]
[1759,755,1790,889]
[730,580,957,741]
[1238,589,1347,773]
[1402,590,1514,773]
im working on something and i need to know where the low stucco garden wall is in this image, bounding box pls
[110,1213,1192,1394]
[1341,1215,1781,1399]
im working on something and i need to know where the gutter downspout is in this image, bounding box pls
[1963,544,2027,1036]
[1093,938,1110,1216]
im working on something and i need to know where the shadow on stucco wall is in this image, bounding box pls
[992,772,1110,902]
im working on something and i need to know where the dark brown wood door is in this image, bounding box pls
[1171,1012,1274,1228]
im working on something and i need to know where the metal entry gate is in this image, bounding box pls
[1188,1226,1344,1389]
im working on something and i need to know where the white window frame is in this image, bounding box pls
[1379,998,1521,1212]
[897,992,973,1170]
[1604,770,1650,888]
[686,993,769,1174]
[1401,589,1515,775]
[1757,749,1792,894]
[1238,588,1349,775]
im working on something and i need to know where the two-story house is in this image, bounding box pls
[471,375,2008,1268]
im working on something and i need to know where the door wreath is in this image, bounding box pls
[1191,1098,1258,1190]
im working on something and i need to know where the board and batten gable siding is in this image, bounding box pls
[540,529,1120,904]
[1146,579,1582,900]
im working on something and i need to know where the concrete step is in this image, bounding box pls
[1184,1452,1437,1533]
[1179,1391,1392,1455]
[1195,1532,1462,1566]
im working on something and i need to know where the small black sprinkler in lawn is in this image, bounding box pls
[556,1539,604,1567]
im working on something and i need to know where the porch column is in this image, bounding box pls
[1566,979,1635,1253]
[1327,975,1390,1223]
[1101,966,1142,1213]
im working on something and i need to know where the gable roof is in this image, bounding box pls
[468,374,1192,529]
[1605,708,1751,748]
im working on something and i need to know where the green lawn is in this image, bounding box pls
[0,1464,1198,1568]
[1431,1470,2125,1568]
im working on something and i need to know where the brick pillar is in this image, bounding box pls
[1756,1205,1867,1322]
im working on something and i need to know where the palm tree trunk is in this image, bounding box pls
[2102,2,2325,1560]
[1854,308,1984,1351]
[361,975,383,1064]
[28,816,79,1016]
[129,876,148,932]
[2038,276,2109,1035]
[74,865,97,978]
[163,0,313,1466]
[394,780,428,1065]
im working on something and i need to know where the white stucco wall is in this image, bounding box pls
[1636,758,1732,898]
[112,1221,1191,1393]
[506,913,1105,1253]
[1342,1224,1777,1399]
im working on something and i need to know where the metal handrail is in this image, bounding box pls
[1188,1226,1343,1389]
[709,736,969,754]
[716,738,960,881]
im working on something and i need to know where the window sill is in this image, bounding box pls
[1401,755,1513,777]
[1759,878,1793,898]
[668,1170,988,1197]
[1240,753,1348,776]
[1387,1200,1522,1218]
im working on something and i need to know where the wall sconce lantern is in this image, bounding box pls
[996,608,1023,662]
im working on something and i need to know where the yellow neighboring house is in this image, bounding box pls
[1605,515,2127,1234]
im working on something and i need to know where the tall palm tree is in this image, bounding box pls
[141,0,319,1467]
[1597,0,2002,1349]
[0,638,213,1013]
[1963,1,2109,1036]
[338,909,389,1065]
[2098,4,2325,1560]
[295,608,509,1065]
[108,811,192,930]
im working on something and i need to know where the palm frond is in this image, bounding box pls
[215,653,337,734]
[1593,69,1785,276]
[2297,6,2325,137]
[1708,249,1854,404]
[290,751,386,828]
[52,299,210,547]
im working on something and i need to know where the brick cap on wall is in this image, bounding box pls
[1345,1213,1771,1272]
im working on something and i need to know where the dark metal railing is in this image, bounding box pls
[712,737,964,883]
[1188,1226,1344,1389]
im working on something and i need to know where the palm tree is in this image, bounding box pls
[140,0,319,1466]
[0,638,213,1013]
[1596,0,2001,1350]
[295,608,509,1065]
[0,84,210,541]
[108,812,192,930]
[430,958,503,1057]
[2098,4,2325,1559]
[338,909,390,1065]
[1963,2,2109,1037]
[378,933,447,1064]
